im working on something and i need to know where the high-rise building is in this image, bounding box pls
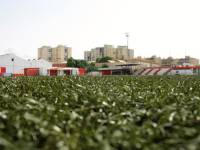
[38,45,72,63]
[38,46,52,61]
[116,46,134,60]
[84,45,134,61]
[84,51,92,61]
[104,45,116,58]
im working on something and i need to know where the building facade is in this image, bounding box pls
[177,56,199,66]
[161,56,199,66]
[84,51,92,61]
[145,55,162,65]
[38,45,72,63]
[84,45,134,61]
[116,46,134,60]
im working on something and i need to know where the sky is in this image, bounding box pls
[0,0,200,59]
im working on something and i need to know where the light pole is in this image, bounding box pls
[125,33,130,64]
[11,58,14,74]
[125,33,129,49]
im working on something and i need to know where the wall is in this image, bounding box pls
[170,69,193,75]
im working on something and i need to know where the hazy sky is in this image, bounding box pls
[0,0,200,59]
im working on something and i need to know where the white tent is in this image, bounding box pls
[34,59,52,76]
[0,53,52,75]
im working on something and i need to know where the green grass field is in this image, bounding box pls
[1,76,200,150]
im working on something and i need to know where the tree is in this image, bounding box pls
[101,64,109,68]
[67,57,97,72]
[67,57,77,67]
[96,56,112,63]
[67,57,88,68]
[77,60,88,68]
[87,63,98,72]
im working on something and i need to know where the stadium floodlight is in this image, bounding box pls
[125,33,129,49]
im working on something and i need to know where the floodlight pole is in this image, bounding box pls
[125,33,129,65]
[125,33,129,49]
[11,58,14,74]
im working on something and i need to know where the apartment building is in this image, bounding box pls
[116,46,134,60]
[38,45,72,63]
[38,46,52,61]
[104,45,116,58]
[84,45,134,61]
[84,51,92,61]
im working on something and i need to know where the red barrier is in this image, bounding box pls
[24,68,39,76]
[101,70,112,75]
[0,67,6,76]
[48,69,58,76]
[52,63,67,68]
[13,74,24,77]
[78,68,86,76]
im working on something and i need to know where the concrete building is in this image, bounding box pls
[128,49,134,60]
[84,45,134,61]
[38,45,72,63]
[128,57,160,68]
[162,57,178,66]
[145,55,162,65]
[84,51,92,61]
[91,47,103,61]
[161,56,199,66]
[177,56,199,66]
[85,47,104,62]
[104,45,116,58]
[116,46,134,60]
[140,55,199,67]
